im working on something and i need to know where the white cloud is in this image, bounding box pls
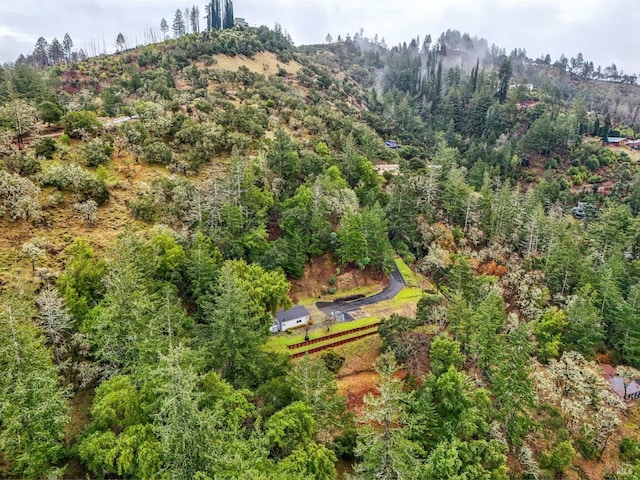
[0,25,34,43]
[0,0,638,73]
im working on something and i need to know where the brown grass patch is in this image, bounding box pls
[338,371,378,413]
[211,51,302,76]
[336,335,382,377]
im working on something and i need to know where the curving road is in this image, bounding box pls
[316,268,405,320]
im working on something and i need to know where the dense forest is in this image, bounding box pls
[2,20,640,480]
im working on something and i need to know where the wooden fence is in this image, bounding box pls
[287,322,381,350]
[290,330,379,359]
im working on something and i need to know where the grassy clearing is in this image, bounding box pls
[264,316,381,353]
[333,335,383,369]
[361,286,422,320]
[394,257,418,288]
[387,287,423,306]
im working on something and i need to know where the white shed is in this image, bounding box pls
[271,305,310,333]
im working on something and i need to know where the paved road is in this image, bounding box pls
[316,268,406,320]
[102,115,139,129]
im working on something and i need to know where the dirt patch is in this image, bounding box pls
[290,254,386,302]
[211,51,302,77]
[338,371,378,413]
[65,389,94,446]
[365,301,417,320]
[63,389,94,479]
[337,335,381,377]
[290,254,337,301]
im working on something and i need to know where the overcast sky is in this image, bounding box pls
[1,0,638,74]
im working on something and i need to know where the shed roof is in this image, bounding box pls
[276,305,310,322]
[607,137,627,143]
[601,364,616,379]
[627,381,640,397]
[610,376,626,398]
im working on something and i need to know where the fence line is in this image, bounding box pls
[290,330,379,358]
[287,323,381,350]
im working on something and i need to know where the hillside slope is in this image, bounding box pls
[2,26,640,480]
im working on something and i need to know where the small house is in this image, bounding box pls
[234,17,248,28]
[601,364,640,401]
[374,164,400,176]
[571,202,597,219]
[627,381,640,400]
[605,137,627,146]
[627,140,640,150]
[385,140,400,149]
[270,305,310,333]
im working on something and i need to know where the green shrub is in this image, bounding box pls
[620,437,640,463]
[76,177,110,205]
[584,155,600,171]
[320,350,345,374]
[37,100,63,125]
[37,162,109,205]
[83,137,114,167]
[588,175,603,184]
[143,141,173,165]
[34,137,57,159]
[127,194,157,221]
[4,154,41,176]
[540,441,575,476]
[61,110,102,138]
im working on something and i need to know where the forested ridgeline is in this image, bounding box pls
[2,24,640,479]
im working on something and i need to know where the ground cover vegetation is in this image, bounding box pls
[2,17,640,480]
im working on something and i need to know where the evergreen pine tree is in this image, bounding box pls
[213,0,222,30]
[116,33,126,51]
[223,0,234,29]
[160,18,169,38]
[48,38,63,64]
[62,33,73,63]
[497,57,513,103]
[172,9,186,38]
[32,37,49,68]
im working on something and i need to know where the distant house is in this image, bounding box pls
[627,381,640,400]
[517,100,537,109]
[572,202,599,218]
[384,140,400,149]
[510,83,535,92]
[102,114,139,130]
[234,17,248,28]
[627,140,640,150]
[605,137,627,146]
[374,163,400,176]
[601,364,640,401]
[270,305,310,333]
